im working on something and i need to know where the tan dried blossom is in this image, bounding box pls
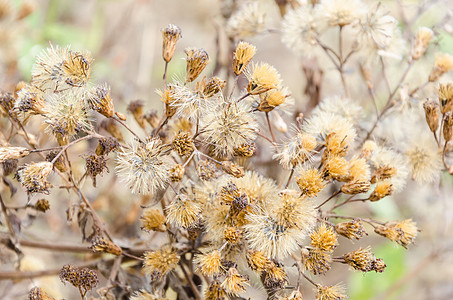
[221,161,245,178]
[375,219,418,248]
[262,261,288,290]
[348,156,370,181]
[258,90,286,112]
[172,131,194,156]
[360,140,377,160]
[405,135,442,183]
[144,109,159,128]
[156,86,177,117]
[315,283,347,300]
[274,131,317,169]
[443,111,453,142]
[233,142,256,157]
[185,47,209,83]
[335,219,367,240]
[310,223,338,252]
[34,199,50,213]
[28,287,55,300]
[370,147,409,192]
[219,181,249,211]
[302,247,332,275]
[166,194,201,228]
[95,137,119,156]
[224,226,243,243]
[143,246,180,279]
[197,159,218,180]
[296,167,326,198]
[246,249,271,272]
[411,27,434,61]
[195,250,223,276]
[341,180,370,194]
[202,76,226,98]
[141,208,166,232]
[226,2,265,39]
[100,118,123,141]
[369,180,394,201]
[59,265,98,294]
[423,99,440,133]
[14,83,47,115]
[127,100,145,128]
[439,82,453,114]
[85,154,108,187]
[169,164,185,182]
[429,53,453,82]
[0,146,30,162]
[205,280,227,300]
[17,161,53,194]
[233,41,256,76]
[221,268,249,296]
[322,155,350,181]
[89,83,114,118]
[90,235,122,256]
[116,138,171,195]
[244,62,281,95]
[162,24,181,63]
[343,246,385,273]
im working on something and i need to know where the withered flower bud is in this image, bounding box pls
[205,280,227,300]
[0,91,18,120]
[335,219,367,240]
[162,24,182,63]
[46,150,68,173]
[246,250,271,272]
[257,90,285,112]
[224,226,243,244]
[203,76,226,98]
[141,208,166,232]
[169,164,185,182]
[90,235,122,255]
[16,161,53,194]
[443,111,453,142]
[185,48,209,83]
[411,27,434,61]
[144,109,160,128]
[100,119,124,141]
[89,83,114,118]
[95,137,119,156]
[60,264,98,292]
[343,246,384,273]
[233,142,256,157]
[439,83,453,114]
[187,220,202,240]
[429,53,453,82]
[85,154,108,187]
[371,166,396,183]
[157,86,177,117]
[34,199,50,213]
[369,181,394,201]
[341,180,370,195]
[221,161,244,178]
[0,146,30,162]
[127,100,146,128]
[172,131,194,156]
[423,99,440,133]
[302,247,332,275]
[233,41,256,76]
[28,287,55,300]
[261,261,288,290]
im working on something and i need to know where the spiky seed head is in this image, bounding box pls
[233,41,256,76]
[246,250,271,272]
[90,235,122,256]
[202,76,226,98]
[169,164,185,182]
[439,83,453,114]
[322,155,350,181]
[411,27,434,61]
[405,137,442,184]
[162,24,181,63]
[172,131,194,156]
[205,280,227,300]
[341,180,370,194]
[89,83,114,118]
[221,268,249,296]
[185,48,209,83]
[375,219,418,247]
[0,146,30,162]
[224,226,243,243]
[156,86,178,117]
[141,208,166,232]
[14,84,48,115]
[343,246,384,272]
[423,99,440,133]
[143,246,180,280]
[310,223,338,252]
[233,142,256,157]
[226,2,265,39]
[369,180,393,201]
[195,250,223,276]
[296,168,325,198]
[335,220,367,240]
[261,261,288,290]
[166,194,201,228]
[17,161,53,194]
[315,283,347,300]
[274,131,317,169]
[302,247,332,275]
[95,137,119,156]
[429,53,453,82]
[245,62,281,95]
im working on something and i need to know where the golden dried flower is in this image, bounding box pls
[203,76,226,98]
[0,146,30,162]
[233,142,256,157]
[172,131,194,156]
[166,194,201,228]
[205,280,227,300]
[369,180,394,201]
[322,155,350,181]
[34,199,50,213]
[127,100,146,129]
[156,86,177,118]
[274,131,317,169]
[343,246,384,272]
[348,157,370,181]
[335,220,367,240]
[341,180,370,194]
[219,181,249,211]
[233,41,256,76]
[221,268,249,296]
[439,83,453,114]
[257,90,286,112]
[302,247,332,275]
[169,164,185,182]
[411,27,434,61]
[32,45,92,92]
[443,111,453,142]
[375,219,418,248]
[246,250,271,272]
[14,84,47,115]
[224,226,243,243]
[89,83,114,118]
[28,287,55,300]
[245,62,281,95]
[262,261,288,290]
[429,53,453,82]
[310,223,338,252]
[185,48,209,83]
[90,235,122,256]
[141,208,166,232]
[162,24,181,63]
[296,168,326,198]
[143,246,180,279]
[195,250,223,276]
[315,283,347,300]
[17,161,53,194]
[221,161,244,178]
[423,99,440,133]
[60,265,98,293]
[116,138,171,195]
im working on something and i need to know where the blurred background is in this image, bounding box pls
[1,0,453,299]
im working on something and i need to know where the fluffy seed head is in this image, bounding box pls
[143,246,180,279]
[375,219,418,248]
[221,268,249,296]
[245,62,281,95]
[274,131,317,169]
[195,250,223,276]
[162,24,181,63]
[361,140,377,160]
[17,161,53,194]
[141,208,166,232]
[226,2,265,39]
[369,180,393,201]
[233,41,256,76]
[166,194,201,228]
[302,248,332,275]
[246,250,271,272]
[315,283,347,300]
[322,155,350,181]
[14,84,47,116]
[411,27,434,61]
[429,53,453,82]
[405,136,442,183]
[296,167,326,198]
[0,146,30,162]
[320,0,365,27]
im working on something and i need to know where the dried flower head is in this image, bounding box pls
[14,84,47,115]
[202,76,226,98]
[31,45,92,92]
[245,62,281,95]
[197,159,218,180]
[429,53,453,82]
[116,138,171,195]
[274,131,317,169]
[335,219,367,240]
[89,83,114,118]
[322,155,350,181]
[233,41,256,76]
[172,131,194,156]
[261,261,288,290]
[166,194,201,228]
[443,111,453,142]
[320,0,365,27]
[45,150,68,172]
[60,265,98,295]
[361,140,377,160]
[195,250,223,276]
[90,235,122,255]
[411,27,434,61]
[302,247,332,275]
[343,246,385,272]
[296,167,326,198]
[28,287,55,300]
[221,267,249,296]
[156,86,177,117]
[257,89,286,112]
[341,180,371,194]
[311,223,338,252]
[17,161,53,194]
[233,142,256,157]
[439,82,453,114]
[315,283,347,300]
[185,48,209,83]
[375,219,418,248]
[162,24,181,63]
[0,146,30,162]
[221,161,244,178]
[34,199,50,213]
[369,180,394,201]
[100,118,123,141]
[405,135,442,183]
[226,2,265,39]
[127,100,145,128]
[144,109,160,128]
[143,246,180,279]
[169,164,185,182]
[423,99,440,133]
[169,81,207,121]
[370,147,409,192]
[95,137,119,156]
[246,249,271,272]
[85,154,108,187]
[141,208,166,232]
[205,280,227,300]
